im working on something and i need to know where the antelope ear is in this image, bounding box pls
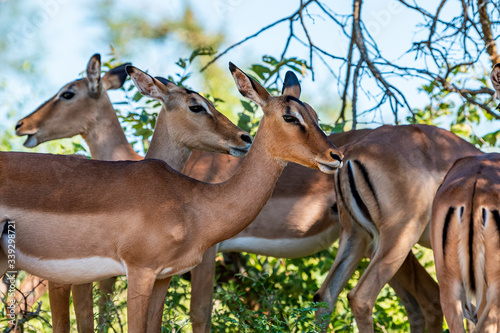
[102,63,130,91]
[491,63,500,96]
[86,53,102,97]
[126,65,166,102]
[229,62,270,107]
[153,76,180,91]
[281,71,301,98]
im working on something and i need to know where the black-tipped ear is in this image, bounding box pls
[154,76,179,90]
[102,62,130,91]
[491,64,500,95]
[229,62,238,74]
[86,53,102,97]
[229,62,271,107]
[126,65,166,102]
[282,71,301,98]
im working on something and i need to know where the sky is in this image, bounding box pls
[0,0,498,150]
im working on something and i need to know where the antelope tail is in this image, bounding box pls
[457,182,488,323]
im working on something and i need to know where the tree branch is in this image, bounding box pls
[477,0,500,65]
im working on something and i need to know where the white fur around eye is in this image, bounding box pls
[292,112,306,126]
[200,101,213,115]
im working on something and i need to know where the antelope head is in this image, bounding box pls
[126,65,252,157]
[491,63,500,109]
[229,62,343,173]
[15,54,128,147]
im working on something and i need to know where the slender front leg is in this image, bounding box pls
[126,267,157,333]
[190,245,217,333]
[98,277,117,332]
[146,276,172,333]
[72,283,94,333]
[49,281,72,333]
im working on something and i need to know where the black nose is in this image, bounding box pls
[241,134,252,144]
[15,122,23,130]
[331,152,342,162]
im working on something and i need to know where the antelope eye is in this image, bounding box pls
[61,92,75,100]
[283,115,298,123]
[189,105,206,113]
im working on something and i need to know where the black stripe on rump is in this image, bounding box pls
[469,179,478,293]
[352,160,379,211]
[492,210,500,240]
[442,207,455,256]
[347,160,373,222]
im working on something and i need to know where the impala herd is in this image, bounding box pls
[0,54,498,333]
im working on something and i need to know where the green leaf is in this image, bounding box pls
[133,91,143,102]
[241,100,256,114]
[251,64,271,80]
[176,58,187,69]
[189,46,217,63]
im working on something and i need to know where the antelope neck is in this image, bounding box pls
[195,117,287,250]
[82,97,141,162]
[145,108,191,172]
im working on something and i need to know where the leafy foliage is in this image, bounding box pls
[409,65,499,149]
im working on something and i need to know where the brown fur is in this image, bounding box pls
[1,63,342,332]
[314,124,483,333]
[431,154,500,333]
[13,56,251,333]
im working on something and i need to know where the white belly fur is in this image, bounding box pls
[13,249,125,284]
[218,225,339,258]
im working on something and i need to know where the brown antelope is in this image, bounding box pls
[186,137,444,333]
[313,124,483,332]
[429,64,500,333]
[17,122,442,332]
[431,153,500,333]
[13,54,252,332]
[0,63,343,332]
[17,62,445,331]
[16,57,442,332]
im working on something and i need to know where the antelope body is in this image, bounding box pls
[1,63,343,332]
[431,153,500,333]
[12,54,252,332]
[314,124,483,333]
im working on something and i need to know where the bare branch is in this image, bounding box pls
[434,76,500,119]
[352,60,363,129]
[478,0,500,65]
[338,34,355,125]
[352,0,405,123]
[200,0,315,72]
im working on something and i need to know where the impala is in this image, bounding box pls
[313,124,483,332]
[13,54,252,332]
[430,65,500,333]
[18,65,443,331]
[431,153,500,333]
[186,138,443,333]
[0,63,343,332]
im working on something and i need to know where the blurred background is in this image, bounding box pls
[1,0,498,153]
[0,0,499,331]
